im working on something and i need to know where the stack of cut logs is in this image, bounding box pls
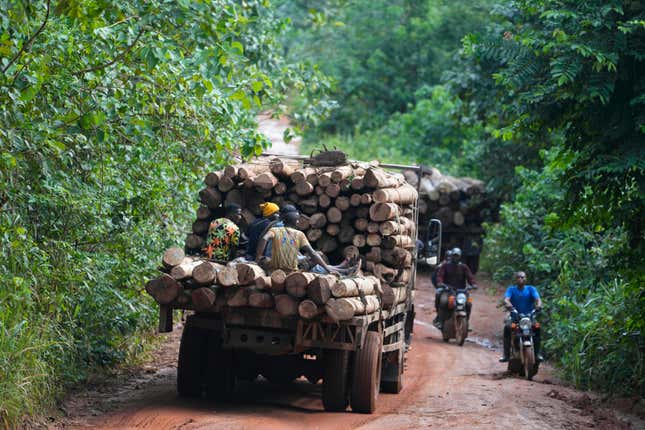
[145,157,418,322]
[145,247,409,322]
[405,166,488,267]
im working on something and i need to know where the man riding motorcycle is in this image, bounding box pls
[499,271,543,363]
[432,248,478,329]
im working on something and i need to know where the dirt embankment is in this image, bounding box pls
[47,272,642,430]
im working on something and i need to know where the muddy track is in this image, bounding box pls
[50,273,641,430]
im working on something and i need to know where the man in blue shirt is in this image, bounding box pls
[499,271,543,363]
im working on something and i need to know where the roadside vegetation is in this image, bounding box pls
[280,0,644,396]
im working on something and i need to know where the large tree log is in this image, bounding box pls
[196,205,213,221]
[367,222,380,234]
[296,180,315,196]
[291,167,317,184]
[356,206,370,218]
[306,172,319,185]
[255,275,273,290]
[299,299,325,319]
[354,218,368,232]
[318,194,331,209]
[363,168,405,188]
[285,272,317,298]
[330,277,378,298]
[331,165,354,183]
[270,269,287,293]
[318,172,332,187]
[382,235,415,249]
[274,181,287,195]
[325,184,340,198]
[254,172,279,191]
[191,287,217,311]
[162,247,185,268]
[270,158,298,178]
[326,207,342,224]
[248,290,275,308]
[352,234,366,247]
[307,228,323,242]
[192,219,210,235]
[299,197,318,215]
[185,234,205,251]
[366,233,382,247]
[373,183,418,205]
[296,214,311,230]
[360,193,373,205]
[204,171,222,187]
[379,217,416,236]
[351,176,364,191]
[339,224,355,244]
[380,285,407,309]
[217,176,235,192]
[326,224,340,236]
[199,187,222,210]
[193,261,224,285]
[334,196,350,211]
[275,294,299,317]
[217,264,239,287]
[350,194,362,207]
[382,247,413,268]
[226,287,250,307]
[317,234,338,253]
[170,258,203,280]
[236,263,266,285]
[146,274,182,304]
[369,203,400,222]
[307,274,336,304]
[325,295,380,322]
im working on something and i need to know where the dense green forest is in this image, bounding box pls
[0,0,643,426]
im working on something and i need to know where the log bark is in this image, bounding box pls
[380,285,407,309]
[170,258,203,280]
[307,274,336,305]
[192,261,224,285]
[307,228,323,242]
[162,247,185,268]
[254,172,279,191]
[146,274,182,305]
[379,217,416,236]
[270,269,287,293]
[291,167,317,184]
[296,214,311,230]
[255,275,273,290]
[296,180,314,196]
[325,183,340,198]
[299,299,325,319]
[217,176,235,192]
[382,248,413,268]
[331,165,354,183]
[373,183,418,205]
[226,287,250,307]
[330,277,377,298]
[196,205,212,220]
[204,171,221,187]
[363,168,405,188]
[326,207,342,224]
[270,158,298,178]
[325,296,380,322]
[382,235,415,249]
[275,294,299,317]
[199,187,222,209]
[191,287,216,311]
[249,290,274,308]
[285,272,317,298]
[217,264,239,287]
[369,203,400,222]
[318,172,332,187]
[185,234,205,251]
[236,263,266,285]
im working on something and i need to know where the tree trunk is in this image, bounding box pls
[249,290,275,308]
[192,261,224,286]
[334,196,350,211]
[366,247,381,262]
[254,172,279,191]
[339,224,355,244]
[204,171,222,187]
[326,207,342,224]
[326,224,340,236]
[299,299,325,319]
[291,167,317,184]
[331,165,354,183]
[318,172,332,187]
[226,287,250,307]
[318,234,338,253]
[325,183,340,198]
[217,176,235,192]
[274,181,287,195]
[196,205,212,220]
[236,263,266,285]
[382,248,412,268]
[146,274,182,305]
[352,234,366,247]
[351,176,364,191]
[162,247,185,268]
[217,264,239,287]
[330,277,377,298]
[255,275,273,290]
[170,258,203,280]
[275,294,299,317]
[366,233,382,247]
[373,183,418,205]
[363,168,405,188]
[325,295,380,322]
[185,234,205,251]
[191,287,217,311]
[367,222,380,234]
[380,285,407,309]
[360,193,373,205]
[318,194,331,209]
[199,187,222,210]
[379,217,415,236]
[381,235,414,249]
[369,202,400,222]
[270,269,287,293]
[192,219,210,235]
[307,228,323,242]
[354,218,368,231]
[285,272,317,298]
[296,180,314,196]
[307,274,336,304]
[350,194,362,207]
[270,157,298,178]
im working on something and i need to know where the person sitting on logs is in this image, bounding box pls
[245,202,282,260]
[203,204,243,262]
[256,209,356,275]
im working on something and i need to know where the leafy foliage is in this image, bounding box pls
[0,0,326,425]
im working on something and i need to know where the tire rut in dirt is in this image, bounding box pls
[351,331,383,414]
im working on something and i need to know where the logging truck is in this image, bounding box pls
[148,153,436,414]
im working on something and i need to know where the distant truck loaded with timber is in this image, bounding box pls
[145,152,440,413]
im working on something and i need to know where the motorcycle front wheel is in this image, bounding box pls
[522,346,536,380]
[455,316,468,346]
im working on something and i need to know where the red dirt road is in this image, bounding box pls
[52,274,641,430]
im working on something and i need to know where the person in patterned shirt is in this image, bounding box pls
[203,204,242,262]
[256,209,356,274]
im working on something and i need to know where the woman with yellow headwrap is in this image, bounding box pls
[245,202,282,260]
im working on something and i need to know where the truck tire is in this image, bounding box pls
[322,350,350,412]
[380,348,404,394]
[350,331,382,413]
[177,324,205,397]
[205,333,235,400]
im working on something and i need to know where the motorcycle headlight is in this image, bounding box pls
[456,293,467,305]
[519,317,531,331]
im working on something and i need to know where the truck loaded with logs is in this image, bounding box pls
[145,151,441,413]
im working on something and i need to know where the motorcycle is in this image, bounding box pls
[508,309,540,380]
[437,284,473,346]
